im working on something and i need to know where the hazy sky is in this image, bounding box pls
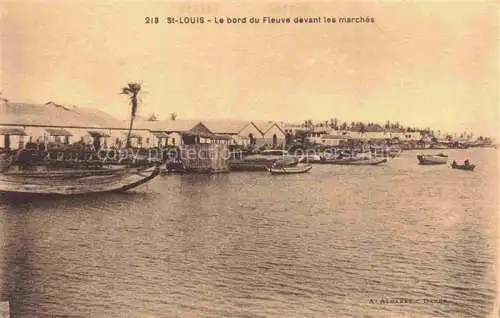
[1,1,498,137]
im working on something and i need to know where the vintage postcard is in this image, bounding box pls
[0,1,498,317]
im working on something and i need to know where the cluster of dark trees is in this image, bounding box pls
[301,118,425,133]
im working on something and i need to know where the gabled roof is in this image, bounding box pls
[252,120,275,134]
[88,130,111,138]
[0,102,123,128]
[0,127,27,135]
[262,122,286,136]
[133,118,200,132]
[202,119,252,135]
[189,122,213,136]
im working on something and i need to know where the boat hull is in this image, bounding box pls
[229,156,298,171]
[0,166,159,195]
[320,158,388,165]
[160,161,185,174]
[229,162,272,171]
[267,165,312,175]
[417,155,447,165]
[451,164,475,171]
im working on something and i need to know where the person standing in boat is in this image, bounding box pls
[464,159,470,166]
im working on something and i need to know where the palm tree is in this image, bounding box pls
[329,118,339,129]
[147,113,159,121]
[121,82,142,148]
[303,119,313,130]
[360,123,367,134]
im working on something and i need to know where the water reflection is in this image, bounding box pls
[1,206,39,317]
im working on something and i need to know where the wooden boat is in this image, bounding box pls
[0,165,159,195]
[417,153,448,165]
[326,158,388,165]
[0,149,160,195]
[305,154,334,164]
[451,161,475,171]
[242,150,295,163]
[430,144,449,149]
[160,160,185,174]
[267,164,312,175]
[229,151,298,172]
[302,150,332,163]
[387,148,402,158]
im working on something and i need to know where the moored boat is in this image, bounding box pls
[387,147,402,158]
[417,153,448,165]
[160,160,185,174]
[267,164,312,175]
[0,148,160,195]
[330,158,388,165]
[0,165,160,195]
[228,149,298,171]
[430,143,449,149]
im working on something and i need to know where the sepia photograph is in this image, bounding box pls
[0,1,498,317]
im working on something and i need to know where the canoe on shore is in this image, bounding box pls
[267,164,312,175]
[0,166,160,195]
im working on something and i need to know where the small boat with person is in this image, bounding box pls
[417,153,448,165]
[451,159,475,172]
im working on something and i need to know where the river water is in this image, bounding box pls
[0,148,498,318]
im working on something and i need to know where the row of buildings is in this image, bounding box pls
[0,102,288,150]
[281,123,424,146]
[0,101,441,152]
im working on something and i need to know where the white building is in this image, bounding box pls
[281,122,303,135]
[0,126,26,149]
[202,120,260,146]
[319,134,348,146]
[254,122,287,147]
[0,102,159,150]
